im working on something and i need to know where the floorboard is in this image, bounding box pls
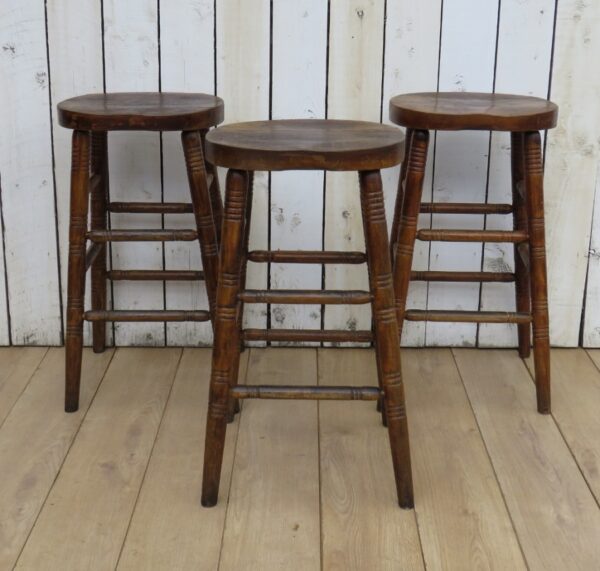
[15,348,181,571]
[454,349,600,570]
[403,348,526,570]
[0,348,113,570]
[218,348,321,571]
[117,349,249,571]
[318,348,424,570]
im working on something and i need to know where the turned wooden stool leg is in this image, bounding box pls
[226,170,254,421]
[390,128,414,262]
[90,131,109,353]
[393,130,430,334]
[65,130,91,412]
[202,168,249,507]
[523,131,551,414]
[511,132,531,358]
[201,130,223,248]
[360,169,414,508]
[182,130,220,324]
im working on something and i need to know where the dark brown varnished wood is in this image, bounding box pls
[389,91,555,415]
[241,328,374,343]
[231,385,381,401]
[523,131,551,414]
[60,93,223,412]
[360,169,414,508]
[202,169,249,507]
[411,270,515,283]
[90,132,109,354]
[419,202,513,215]
[405,310,532,324]
[108,201,195,214]
[390,92,558,131]
[511,132,532,358]
[182,130,220,323]
[106,270,204,281]
[203,120,413,509]
[65,130,91,412]
[86,229,199,242]
[58,92,224,131]
[417,229,528,243]
[248,250,367,264]
[238,289,372,305]
[84,310,210,322]
[205,119,405,171]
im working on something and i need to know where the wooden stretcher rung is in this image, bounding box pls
[411,270,515,283]
[242,328,373,343]
[87,229,198,242]
[106,270,204,281]
[420,202,513,215]
[108,202,194,214]
[85,243,104,270]
[84,310,210,322]
[248,250,367,264]
[417,229,528,243]
[238,290,372,305]
[230,385,382,401]
[405,310,532,324]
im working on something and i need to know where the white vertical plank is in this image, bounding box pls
[0,1,61,345]
[160,0,214,347]
[47,0,105,347]
[270,0,327,343]
[103,0,164,346]
[550,0,600,346]
[382,0,442,347]
[217,0,271,336]
[584,167,600,346]
[426,0,498,347]
[478,0,556,348]
[324,0,385,341]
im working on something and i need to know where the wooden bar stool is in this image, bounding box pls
[58,92,224,412]
[389,92,558,414]
[201,119,414,508]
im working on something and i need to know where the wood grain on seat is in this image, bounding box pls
[389,92,558,131]
[58,92,224,131]
[205,119,405,171]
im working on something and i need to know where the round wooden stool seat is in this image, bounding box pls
[205,119,404,171]
[58,92,224,131]
[389,92,558,131]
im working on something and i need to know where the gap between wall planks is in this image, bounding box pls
[1,0,599,347]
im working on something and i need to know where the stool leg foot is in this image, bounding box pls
[91,132,109,354]
[360,169,414,509]
[511,132,531,359]
[393,130,429,335]
[65,130,91,413]
[202,169,248,507]
[523,131,551,414]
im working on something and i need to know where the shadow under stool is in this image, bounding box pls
[58,92,224,412]
[201,119,414,509]
[388,92,558,414]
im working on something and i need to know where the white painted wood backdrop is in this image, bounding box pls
[0,0,599,347]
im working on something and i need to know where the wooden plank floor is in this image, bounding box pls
[2,347,600,570]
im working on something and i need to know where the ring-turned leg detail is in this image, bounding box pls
[202,169,249,507]
[360,169,414,508]
[523,131,551,414]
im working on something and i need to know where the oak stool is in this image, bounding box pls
[58,92,224,412]
[202,119,414,508]
[389,92,558,414]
